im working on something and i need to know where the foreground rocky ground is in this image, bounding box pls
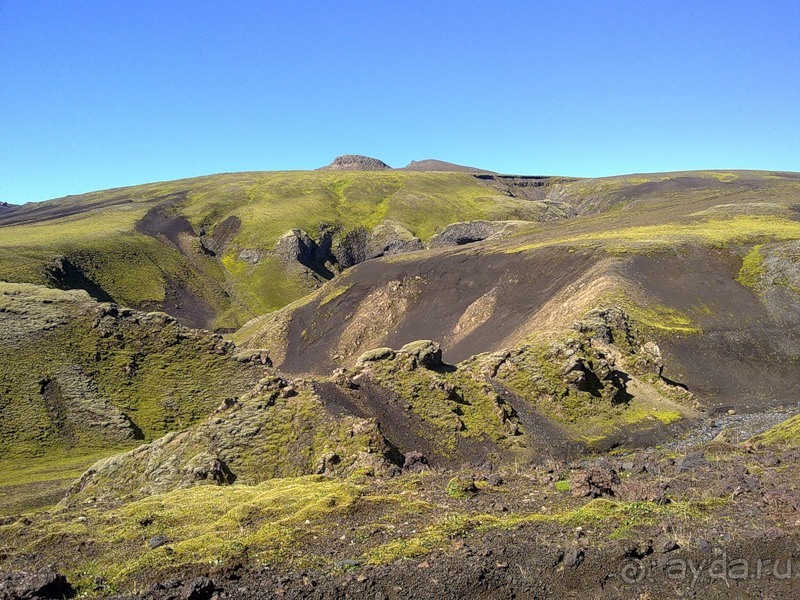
[2,410,799,599]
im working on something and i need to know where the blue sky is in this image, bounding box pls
[1,1,799,204]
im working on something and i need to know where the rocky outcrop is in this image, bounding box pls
[570,461,620,497]
[366,220,424,258]
[428,221,526,248]
[0,283,265,462]
[265,221,424,281]
[64,377,400,503]
[319,155,392,171]
[397,340,443,369]
[355,347,396,368]
[0,568,72,600]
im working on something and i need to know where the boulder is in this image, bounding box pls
[0,568,72,600]
[365,221,424,259]
[428,220,523,248]
[398,340,443,369]
[402,451,429,473]
[183,453,234,485]
[180,576,215,600]
[355,347,396,368]
[274,229,318,264]
[675,452,709,473]
[570,461,620,497]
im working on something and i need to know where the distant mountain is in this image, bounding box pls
[400,159,496,174]
[317,155,495,173]
[318,154,392,171]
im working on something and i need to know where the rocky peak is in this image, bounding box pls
[320,155,392,171]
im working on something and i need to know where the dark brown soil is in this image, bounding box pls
[133,194,222,330]
[279,246,599,374]
[0,194,137,227]
[134,193,193,249]
[622,248,800,412]
[315,380,503,466]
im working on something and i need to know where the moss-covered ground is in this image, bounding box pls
[5,435,789,598]
[0,283,263,513]
[0,171,552,328]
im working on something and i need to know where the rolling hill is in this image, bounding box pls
[1,162,799,598]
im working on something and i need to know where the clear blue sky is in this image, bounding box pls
[1,1,799,204]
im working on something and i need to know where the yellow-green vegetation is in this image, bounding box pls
[0,170,546,328]
[751,414,800,446]
[63,380,397,504]
[365,497,725,564]
[0,447,137,515]
[566,291,701,340]
[0,283,262,511]
[619,301,700,335]
[737,245,765,289]
[367,357,524,456]
[5,476,365,595]
[553,480,571,492]
[492,341,684,443]
[445,477,477,499]
[506,216,800,255]
[3,170,798,329]
[319,282,352,306]
[0,466,729,596]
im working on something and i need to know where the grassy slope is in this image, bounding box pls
[0,171,549,329]
[2,170,797,330]
[0,283,263,514]
[235,170,800,348]
[0,170,797,595]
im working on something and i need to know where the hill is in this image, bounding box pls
[1,167,799,598]
[235,171,800,409]
[0,170,571,330]
[400,159,496,173]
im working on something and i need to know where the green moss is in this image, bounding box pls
[0,170,551,324]
[0,283,263,511]
[506,216,800,255]
[751,414,800,446]
[736,245,765,289]
[554,480,571,492]
[365,513,471,564]
[624,303,700,334]
[445,477,477,499]
[366,496,725,564]
[367,357,524,456]
[319,283,352,306]
[7,476,364,594]
[0,447,137,515]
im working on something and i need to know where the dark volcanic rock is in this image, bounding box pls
[428,221,523,248]
[398,340,443,369]
[319,155,391,171]
[570,462,620,497]
[676,452,709,473]
[403,451,429,473]
[365,221,424,259]
[180,576,215,600]
[0,568,72,600]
